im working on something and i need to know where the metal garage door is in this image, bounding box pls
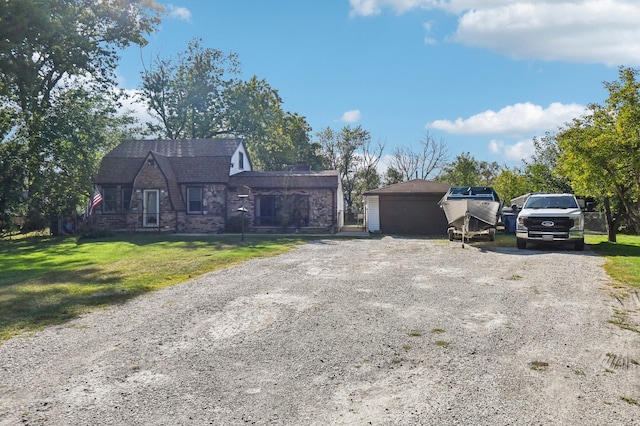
[378,194,448,235]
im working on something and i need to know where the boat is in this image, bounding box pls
[439,186,501,244]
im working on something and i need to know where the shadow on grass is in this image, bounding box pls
[0,273,139,341]
[0,233,314,340]
[589,241,640,258]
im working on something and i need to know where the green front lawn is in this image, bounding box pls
[0,234,311,341]
[586,234,640,289]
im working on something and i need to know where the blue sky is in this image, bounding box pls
[116,0,640,170]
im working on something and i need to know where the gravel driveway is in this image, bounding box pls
[1,237,639,425]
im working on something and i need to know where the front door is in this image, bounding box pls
[143,189,159,227]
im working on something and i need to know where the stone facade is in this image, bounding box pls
[95,185,337,234]
[226,188,338,233]
[94,139,341,234]
[179,184,227,233]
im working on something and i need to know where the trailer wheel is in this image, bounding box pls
[448,229,454,241]
[489,228,496,241]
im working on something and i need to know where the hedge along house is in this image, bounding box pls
[363,179,451,235]
[94,139,343,233]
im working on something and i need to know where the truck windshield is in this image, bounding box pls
[524,196,579,209]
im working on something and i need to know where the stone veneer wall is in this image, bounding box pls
[179,184,227,233]
[227,188,337,233]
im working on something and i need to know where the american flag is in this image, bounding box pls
[85,186,103,217]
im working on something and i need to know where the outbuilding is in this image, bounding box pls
[363,179,451,235]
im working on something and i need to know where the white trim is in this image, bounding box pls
[229,143,252,175]
[365,195,380,232]
[143,189,159,227]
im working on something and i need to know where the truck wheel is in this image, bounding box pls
[516,238,527,249]
[574,239,585,251]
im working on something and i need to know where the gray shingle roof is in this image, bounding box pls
[363,179,451,195]
[96,139,242,184]
[106,138,240,158]
[151,152,185,210]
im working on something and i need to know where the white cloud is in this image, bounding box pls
[454,1,640,65]
[429,102,585,136]
[349,0,426,17]
[349,0,640,66]
[118,89,161,129]
[489,138,536,162]
[167,5,192,22]
[340,109,362,123]
[423,20,437,45]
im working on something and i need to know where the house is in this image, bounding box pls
[94,139,343,233]
[363,179,450,235]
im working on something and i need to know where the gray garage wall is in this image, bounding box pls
[378,194,449,235]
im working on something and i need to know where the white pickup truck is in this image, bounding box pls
[515,193,585,251]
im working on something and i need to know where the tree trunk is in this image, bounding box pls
[603,196,617,243]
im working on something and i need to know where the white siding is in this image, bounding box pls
[337,179,344,228]
[365,195,380,232]
[229,144,251,175]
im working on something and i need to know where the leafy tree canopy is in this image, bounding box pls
[139,41,322,171]
[0,0,163,230]
[556,66,640,236]
[438,152,498,187]
[316,125,382,211]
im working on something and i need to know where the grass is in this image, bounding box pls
[619,396,639,406]
[529,360,550,371]
[586,234,640,289]
[0,233,313,341]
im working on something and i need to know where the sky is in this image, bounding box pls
[115,0,640,171]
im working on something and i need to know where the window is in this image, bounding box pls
[255,195,309,227]
[187,187,203,214]
[256,196,276,225]
[122,188,132,212]
[101,187,117,213]
[238,152,244,169]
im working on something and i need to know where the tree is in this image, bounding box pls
[0,140,28,232]
[18,88,137,230]
[383,167,404,186]
[556,109,620,240]
[140,45,321,171]
[317,125,380,211]
[477,160,500,186]
[388,131,448,181]
[556,67,640,240]
[141,38,240,139]
[493,167,530,206]
[438,152,481,186]
[225,77,322,170]
[0,0,162,119]
[523,133,572,193]
[0,0,162,229]
[353,138,384,210]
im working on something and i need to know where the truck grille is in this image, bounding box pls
[524,217,574,232]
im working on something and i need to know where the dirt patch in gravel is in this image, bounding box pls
[1,237,639,425]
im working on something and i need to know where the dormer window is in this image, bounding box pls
[238,152,244,170]
[147,159,155,166]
